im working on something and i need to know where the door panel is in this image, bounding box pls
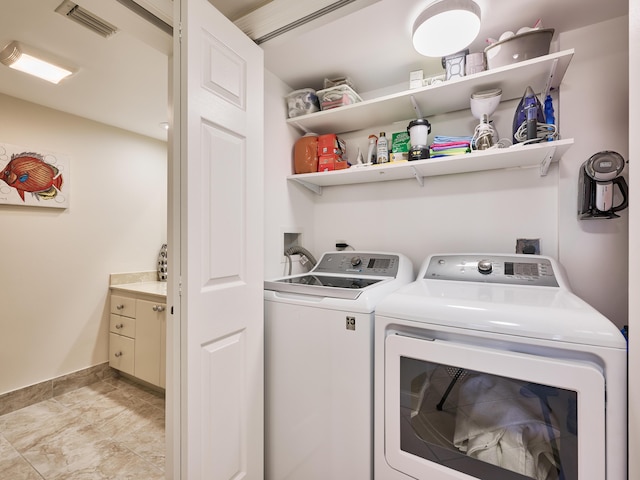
[173,0,264,478]
[201,123,244,284]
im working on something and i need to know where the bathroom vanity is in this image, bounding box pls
[109,273,167,389]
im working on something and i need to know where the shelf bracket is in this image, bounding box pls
[543,58,560,97]
[293,178,323,195]
[410,166,424,187]
[540,146,556,176]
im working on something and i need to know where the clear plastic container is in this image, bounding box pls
[317,85,362,111]
[286,89,320,118]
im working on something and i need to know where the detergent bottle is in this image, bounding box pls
[376,132,389,164]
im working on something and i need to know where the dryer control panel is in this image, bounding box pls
[424,254,559,287]
[314,252,400,277]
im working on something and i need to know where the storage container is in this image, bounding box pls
[442,49,469,80]
[317,85,362,111]
[484,28,554,69]
[286,88,320,118]
[293,133,319,174]
[323,76,354,89]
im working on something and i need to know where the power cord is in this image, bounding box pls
[471,121,497,150]
[514,122,558,144]
[471,119,512,150]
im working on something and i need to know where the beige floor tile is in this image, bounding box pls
[63,388,148,429]
[0,399,83,452]
[0,434,44,479]
[54,381,119,408]
[105,377,165,409]
[0,378,165,478]
[28,439,164,480]
[97,398,164,440]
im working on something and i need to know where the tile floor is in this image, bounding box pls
[0,376,165,479]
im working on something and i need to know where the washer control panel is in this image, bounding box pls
[424,254,559,287]
[313,252,400,277]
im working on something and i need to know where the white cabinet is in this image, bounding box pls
[109,295,136,376]
[286,50,575,194]
[109,288,166,389]
[134,299,166,388]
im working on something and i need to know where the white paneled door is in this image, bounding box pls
[171,0,264,478]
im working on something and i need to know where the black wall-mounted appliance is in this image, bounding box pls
[578,151,628,219]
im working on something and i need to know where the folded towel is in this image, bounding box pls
[429,136,472,158]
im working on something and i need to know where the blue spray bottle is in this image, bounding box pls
[544,95,555,141]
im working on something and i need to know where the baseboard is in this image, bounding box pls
[0,363,117,416]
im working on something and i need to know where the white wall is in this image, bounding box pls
[263,70,316,278]
[0,93,167,395]
[265,17,629,330]
[558,17,629,327]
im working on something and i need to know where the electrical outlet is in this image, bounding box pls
[516,238,540,255]
[335,240,348,251]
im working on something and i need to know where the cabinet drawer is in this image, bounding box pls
[109,314,135,338]
[109,333,134,375]
[110,295,136,318]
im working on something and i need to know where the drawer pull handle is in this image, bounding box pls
[153,305,166,312]
[114,351,123,358]
[115,323,124,329]
[116,304,124,310]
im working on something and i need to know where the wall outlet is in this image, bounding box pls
[516,238,540,255]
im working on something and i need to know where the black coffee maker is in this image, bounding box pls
[578,151,628,219]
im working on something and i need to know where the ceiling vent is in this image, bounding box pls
[55,1,118,38]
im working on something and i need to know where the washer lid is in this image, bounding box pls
[264,275,386,299]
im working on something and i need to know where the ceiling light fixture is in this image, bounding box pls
[412,0,481,57]
[0,41,75,84]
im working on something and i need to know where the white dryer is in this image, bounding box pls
[264,251,413,480]
[374,254,627,480]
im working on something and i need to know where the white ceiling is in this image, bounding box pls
[0,0,628,142]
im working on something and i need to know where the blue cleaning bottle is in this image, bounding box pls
[544,95,555,141]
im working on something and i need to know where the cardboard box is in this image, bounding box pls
[318,154,348,172]
[409,69,424,89]
[391,131,410,152]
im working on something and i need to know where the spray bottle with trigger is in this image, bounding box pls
[542,59,558,141]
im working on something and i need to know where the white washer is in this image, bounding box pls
[264,251,413,480]
[374,254,627,480]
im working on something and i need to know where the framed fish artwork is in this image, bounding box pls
[0,142,70,209]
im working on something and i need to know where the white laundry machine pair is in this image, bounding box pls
[264,251,413,480]
[374,254,627,480]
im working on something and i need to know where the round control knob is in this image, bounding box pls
[477,259,493,274]
[350,256,362,267]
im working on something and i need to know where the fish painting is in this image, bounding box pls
[1,152,63,201]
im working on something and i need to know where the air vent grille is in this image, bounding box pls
[55,1,118,38]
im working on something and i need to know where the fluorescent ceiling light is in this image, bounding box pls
[0,41,75,84]
[412,0,481,57]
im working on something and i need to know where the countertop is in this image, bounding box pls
[110,281,167,297]
[109,271,167,300]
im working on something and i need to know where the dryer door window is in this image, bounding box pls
[384,334,606,480]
